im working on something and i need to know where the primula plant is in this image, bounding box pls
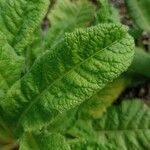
[0,0,150,150]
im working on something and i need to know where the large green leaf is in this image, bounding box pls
[125,0,150,32]
[93,100,150,150]
[0,0,49,55]
[49,0,94,27]
[0,31,24,94]
[20,132,70,150]
[0,24,134,132]
[45,0,95,49]
[48,78,129,134]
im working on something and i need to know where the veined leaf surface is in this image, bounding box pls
[20,132,70,150]
[93,100,150,150]
[0,32,24,93]
[0,24,134,131]
[0,0,49,55]
[69,101,150,150]
[80,78,127,119]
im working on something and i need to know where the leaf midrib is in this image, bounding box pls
[16,32,130,128]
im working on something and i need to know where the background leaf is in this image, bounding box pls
[96,0,120,23]
[124,0,150,32]
[93,100,150,150]
[67,100,150,150]
[0,0,49,55]
[128,47,150,78]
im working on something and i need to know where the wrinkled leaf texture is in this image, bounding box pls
[0,24,134,132]
[20,132,70,150]
[69,100,150,150]
[0,32,24,94]
[0,0,49,55]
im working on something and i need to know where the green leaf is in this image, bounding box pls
[23,29,45,71]
[128,47,150,78]
[45,0,95,49]
[0,0,49,55]
[109,3,120,23]
[96,0,110,23]
[30,0,95,65]
[0,24,134,131]
[20,132,70,150]
[47,108,78,134]
[69,100,150,150]
[96,0,120,23]
[0,31,24,94]
[48,0,94,27]
[79,78,128,119]
[67,119,115,150]
[48,78,129,134]
[124,0,150,32]
[93,100,150,150]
